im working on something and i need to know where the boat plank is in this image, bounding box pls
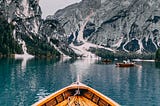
[45,98,57,106]
[80,96,98,106]
[55,96,98,106]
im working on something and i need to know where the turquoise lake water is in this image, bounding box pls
[0,58,160,106]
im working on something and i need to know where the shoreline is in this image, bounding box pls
[14,53,34,59]
[132,59,155,62]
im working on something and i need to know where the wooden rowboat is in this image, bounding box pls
[32,82,120,106]
[102,59,112,64]
[116,62,135,67]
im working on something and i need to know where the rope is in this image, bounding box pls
[68,81,81,106]
[74,82,80,96]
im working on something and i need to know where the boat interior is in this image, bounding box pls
[41,88,112,106]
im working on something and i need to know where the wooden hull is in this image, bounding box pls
[32,82,120,106]
[116,63,134,67]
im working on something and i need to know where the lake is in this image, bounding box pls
[0,58,160,106]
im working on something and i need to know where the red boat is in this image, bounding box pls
[116,60,135,67]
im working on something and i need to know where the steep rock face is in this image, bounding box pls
[48,0,160,53]
[0,0,42,38]
[0,0,75,57]
[91,0,160,53]
[49,0,101,37]
[0,0,42,54]
[0,0,60,57]
[39,19,76,57]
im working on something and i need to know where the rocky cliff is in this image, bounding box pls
[0,0,70,57]
[48,0,160,54]
[0,0,42,38]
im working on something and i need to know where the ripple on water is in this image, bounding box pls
[35,88,50,102]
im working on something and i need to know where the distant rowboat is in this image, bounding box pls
[32,82,120,106]
[116,62,135,67]
[102,59,112,63]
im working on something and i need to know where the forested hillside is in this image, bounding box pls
[0,17,22,56]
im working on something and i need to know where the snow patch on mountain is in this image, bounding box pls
[77,11,94,43]
[33,19,39,33]
[136,39,144,54]
[70,43,97,58]
[123,40,129,52]
[71,42,113,58]
[13,29,16,39]
[6,0,11,4]
[111,37,123,48]
[22,0,29,17]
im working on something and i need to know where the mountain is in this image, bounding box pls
[1,0,160,59]
[48,0,160,55]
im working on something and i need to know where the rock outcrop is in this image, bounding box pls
[0,0,42,38]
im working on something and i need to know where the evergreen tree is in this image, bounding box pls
[156,48,160,61]
[0,16,22,56]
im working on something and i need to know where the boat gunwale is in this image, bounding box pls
[32,82,120,106]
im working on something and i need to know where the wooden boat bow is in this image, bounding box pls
[32,82,120,106]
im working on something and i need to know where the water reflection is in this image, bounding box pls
[155,62,160,69]
[69,59,96,82]
[0,59,160,106]
[0,58,61,106]
[137,64,143,88]
[21,58,28,70]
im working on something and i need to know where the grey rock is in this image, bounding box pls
[0,0,42,39]
[48,0,160,53]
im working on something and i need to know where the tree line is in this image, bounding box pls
[0,16,22,57]
[0,16,60,58]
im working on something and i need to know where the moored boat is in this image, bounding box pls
[116,62,135,67]
[102,59,112,63]
[32,82,120,106]
[116,63,134,67]
[116,60,135,67]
